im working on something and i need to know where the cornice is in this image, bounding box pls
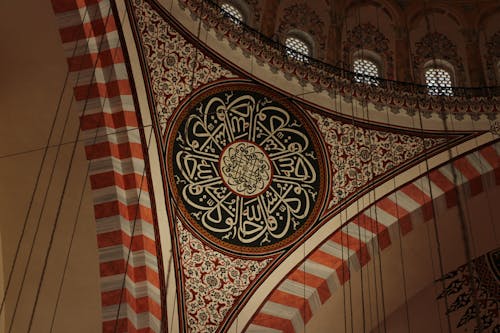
[178,0,499,120]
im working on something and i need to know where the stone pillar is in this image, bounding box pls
[462,28,486,87]
[260,0,280,38]
[394,26,413,82]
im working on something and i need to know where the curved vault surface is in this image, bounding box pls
[50,0,499,332]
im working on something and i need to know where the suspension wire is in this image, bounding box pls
[111,0,172,329]
[403,4,445,333]
[369,5,384,332]
[467,0,498,245]
[344,11,355,333]
[332,79,348,333]
[352,5,371,331]
[443,81,480,264]
[419,3,454,332]
[18,3,124,332]
[416,111,453,333]
[466,123,498,245]
[440,116,484,332]
[375,5,412,323]
[425,1,483,331]
[112,126,155,333]
[441,91,484,332]
[0,4,94,318]
[384,119,411,333]
[302,80,307,333]
[48,172,88,333]
[167,249,176,333]
[370,191,388,333]
[410,96,445,333]
[472,0,498,144]
[330,14,349,328]
[0,89,319,161]
[47,3,138,331]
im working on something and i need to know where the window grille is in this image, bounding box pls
[425,67,453,96]
[353,58,379,85]
[285,37,310,61]
[221,3,244,23]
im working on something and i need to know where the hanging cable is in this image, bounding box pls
[370,192,388,333]
[112,0,208,330]
[376,9,412,325]
[7,3,116,329]
[405,5,446,333]
[352,4,370,331]
[111,125,155,333]
[466,0,498,245]
[367,6,387,333]
[429,3,484,332]
[46,3,146,331]
[48,173,89,333]
[418,3,454,332]
[16,3,127,332]
[331,73,348,333]
[0,4,94,318]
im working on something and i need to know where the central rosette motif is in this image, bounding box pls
[168,85,323,254]
[220,141,272,197]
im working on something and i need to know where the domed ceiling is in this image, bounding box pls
[44,0,500,332]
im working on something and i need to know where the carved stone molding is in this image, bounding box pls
[178,0,499,119]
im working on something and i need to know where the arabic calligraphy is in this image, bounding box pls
[220,141,272,197]
[169,87,322,253]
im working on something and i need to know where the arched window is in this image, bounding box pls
[353,58,380,85]
[425,67,454,96]
[285,36,311,62]
[221,3,244,23]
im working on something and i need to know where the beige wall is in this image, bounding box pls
[0,0,101,332]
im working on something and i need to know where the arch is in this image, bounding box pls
[285,32,313,61]
[51,1,164,332]
[220,0,260,27]
[221,2,245,23]
[475,4,500,30]
[407,4,465,31]
[247,143,499,333]
[343,0,405,27]
[423,59,455,96]
[277,3,326,58]
[343,23,394,79]
[413,32,465,85]
[352,50,382,85]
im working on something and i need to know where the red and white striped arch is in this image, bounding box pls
[51,0,163,332]
[247,143,499,333]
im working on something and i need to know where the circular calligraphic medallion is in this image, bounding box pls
[167,83,325,255]
[219,141,273,198]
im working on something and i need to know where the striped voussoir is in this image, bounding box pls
[247,143,499,333]
[51,0,162,332]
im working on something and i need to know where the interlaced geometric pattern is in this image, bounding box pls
[285,37,310,62]
[221,3,243,23]
[425,67,454,96]
[353,58,379,85]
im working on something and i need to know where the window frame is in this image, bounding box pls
[423,59,456,96]
[284,30,314,62]
[351,49,382,86]
[220,1,248,25]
